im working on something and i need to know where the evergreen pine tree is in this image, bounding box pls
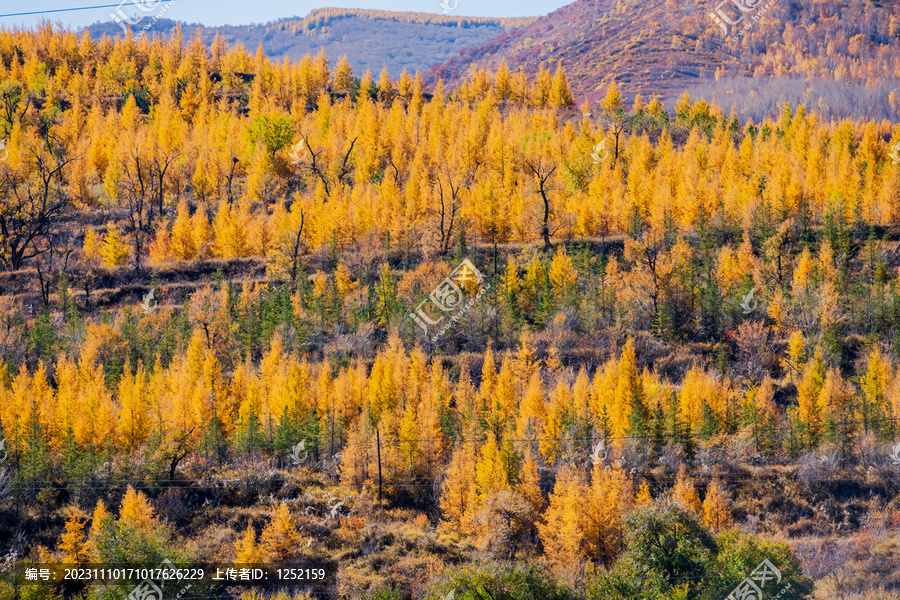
[235,408,262,455]
[699,401,720,439]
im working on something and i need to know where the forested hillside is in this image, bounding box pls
[1,21,900,600]
[84,9,537,81]
[428,0,900,120]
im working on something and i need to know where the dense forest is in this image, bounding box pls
[0,21,899,600]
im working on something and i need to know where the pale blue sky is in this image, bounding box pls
[0,0,567,29]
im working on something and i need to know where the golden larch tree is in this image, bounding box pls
[58,507,91,564]
[100,222,130,266]
[119,485,157,531]
[584,464,632,566]
[702,477,733,532]
[538,464,587,572]
[635,480,652,506]
[440,435,480,534]
[518,447,546,517]
[670,465,701,514]
[234,526,264,563]
[261,503,301,562]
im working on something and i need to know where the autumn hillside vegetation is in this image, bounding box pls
[430,0,900,119]
[1,23,900,600]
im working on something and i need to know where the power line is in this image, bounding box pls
[0,4,126,19]
[5,470,898,490]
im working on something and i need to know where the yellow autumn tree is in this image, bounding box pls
[817,368,847,424]
[702,477,733,532]
[234,526,264,563]
[85,499,112,561]
[518,447,546,517]
[671,465,701,514]
[83,228,102,263]
[796,352,826,445]
[214,197,252,258]
[261,503,301,562]
[611,337,645,438]
[517,371,546,439]
[783,330,807,381]
[100,222,130,266]
[861,348,890,426]
[118,361,151,450]
[549,245,577,300]
[538,464,587,572]
[441,430,480,534]
[475,431,509,499]
[119,485,157,531]
[635,480,652,506]
[333,55,353,92]
[550,61,575,108]
[584,464,632,566]
[170,198,198,260]
[58,507,91,564]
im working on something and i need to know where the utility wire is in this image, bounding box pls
[0,4,130,18]
[5,470,899,490]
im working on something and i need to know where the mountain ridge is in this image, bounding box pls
[425,0,900,119]
[84,7,538,79]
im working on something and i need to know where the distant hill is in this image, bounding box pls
[426,0,900,120]
[85,8,538,78]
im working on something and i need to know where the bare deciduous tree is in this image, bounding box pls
[0,141,73,271]
[524,159,557,250]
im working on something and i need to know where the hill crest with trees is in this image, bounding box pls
[427,0,900,120]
